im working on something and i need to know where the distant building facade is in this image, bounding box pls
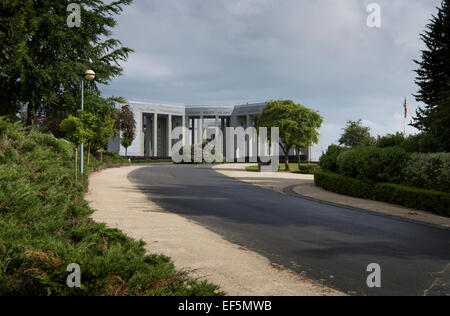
[108,101,323,162]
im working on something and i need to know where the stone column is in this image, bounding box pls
[153,113,158,157]
[182,116,187,146]
[191,118,195,145]
[145,115,151,157]
[221,118,226,156]
[246,115,252,159]
[197,116,204,145]
[215,115,220,136]
[167,115,172,157]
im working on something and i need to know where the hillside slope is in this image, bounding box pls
[0,118,221,296]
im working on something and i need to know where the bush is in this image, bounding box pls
[319,145,346,172]
[0,119,222,296]
[337,146,409,184]
[403,153,450,192]
[377,133,406,148]
[297,163,319,174]
[314,170,450,216]
[401,133,443,153]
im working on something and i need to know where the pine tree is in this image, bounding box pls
[412,0,450,151]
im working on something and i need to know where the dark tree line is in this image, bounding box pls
[412,0,450,151]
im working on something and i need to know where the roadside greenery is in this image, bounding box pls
[257,100,323,171]
[339,120,376,148]
[412,0,450,151]
[246,163,319,175]
[0,0,134,127]
[314,170,450,217]
[116,105,136,157]
[0,118,222,296]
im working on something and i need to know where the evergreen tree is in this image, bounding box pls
[412,0,450,151]
[0,0,133,123]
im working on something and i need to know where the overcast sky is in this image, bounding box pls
[100,0,442,149]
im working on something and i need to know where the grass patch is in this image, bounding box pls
[0,117,223,296]
[246,163,318,174]
[132,159,173,164]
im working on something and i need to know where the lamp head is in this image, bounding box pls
[85,69,95,81]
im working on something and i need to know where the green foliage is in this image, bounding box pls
[257,100,322,170]
[412,0,450,151]
[339,120,376,148]
[403,153,450,192]
[377,133,406,148]
[314,170,450,216]
[0,119,222,296]
[257,100,323,151]
[60,115,93,147]
[337,146,410,184]
[297,164,319,175]
[117,105,136,155]
[0,0,134,123]
[319,145,346,172]
[401,133,444,153]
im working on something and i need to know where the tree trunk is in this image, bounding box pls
[87,143,91,169]
[26,90,36,126]
[100,149,103,162]
[284,150,290,171]
[125,147,128,157]
[74,147,78,182]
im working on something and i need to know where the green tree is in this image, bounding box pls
[82,95,119,161]
[77,110,96,168]
[0,0,133,124]
[60,115,93,180]
[257,100,323,171]
[117,105,136,157]
[412,0,450,151]
[339,120,375,148]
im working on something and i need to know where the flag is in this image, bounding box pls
[403,98,407,119]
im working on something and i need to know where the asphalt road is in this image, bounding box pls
[128,164,450,296]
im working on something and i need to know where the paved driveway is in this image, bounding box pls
[128,164,450,296]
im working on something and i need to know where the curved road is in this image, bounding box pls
[128,164,450,296]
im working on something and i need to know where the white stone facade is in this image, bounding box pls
[108,101,323,162]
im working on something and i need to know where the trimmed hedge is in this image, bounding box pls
[297,163,320,175]
[314,170,450,217]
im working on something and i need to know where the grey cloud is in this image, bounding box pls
[101,0,442,148]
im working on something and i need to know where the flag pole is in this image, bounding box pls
[403,98,407,136]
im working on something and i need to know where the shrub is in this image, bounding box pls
[403,153,450,192]
[314,170,450,216]
[0,120,222,296]
[297,163,319,174]
[401,133,443,153]
[319,145,346,172]
[377,132,406,148]
[337,146,409,184]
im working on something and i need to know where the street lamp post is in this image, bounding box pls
[80,69,95,175]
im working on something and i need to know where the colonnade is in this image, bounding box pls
[144,114,255,158]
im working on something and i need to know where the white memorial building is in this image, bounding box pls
[108,101,323,162]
